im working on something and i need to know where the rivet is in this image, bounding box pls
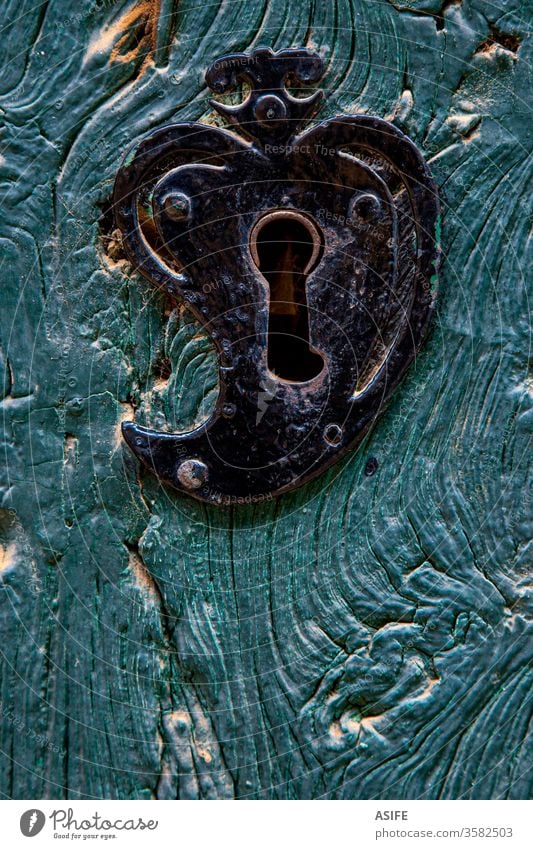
[254,94,287,127]
[163,192,190,221]
[177,459,209,490]
[350,192,382,224]
[223,403,236,418]
[324,423,342,446]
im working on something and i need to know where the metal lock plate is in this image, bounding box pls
[114,47,440,504]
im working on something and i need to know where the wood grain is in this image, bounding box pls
[0,0,531,799]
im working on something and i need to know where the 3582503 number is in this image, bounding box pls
[462,827,513,838]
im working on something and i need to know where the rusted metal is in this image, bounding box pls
[114,46,440,504]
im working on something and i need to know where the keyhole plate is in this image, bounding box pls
[114,47,440,504]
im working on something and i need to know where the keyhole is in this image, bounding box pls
[250,210,324,382]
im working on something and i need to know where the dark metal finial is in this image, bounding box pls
[205,46,324,146]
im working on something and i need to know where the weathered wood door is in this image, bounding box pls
[1,0,531,800]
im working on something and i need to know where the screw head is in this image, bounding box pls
[177,459,209,490]
[163,192,191,222]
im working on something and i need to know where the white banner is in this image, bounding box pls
[1,799,530,849]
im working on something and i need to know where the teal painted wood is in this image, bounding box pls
[0,0,531,799]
